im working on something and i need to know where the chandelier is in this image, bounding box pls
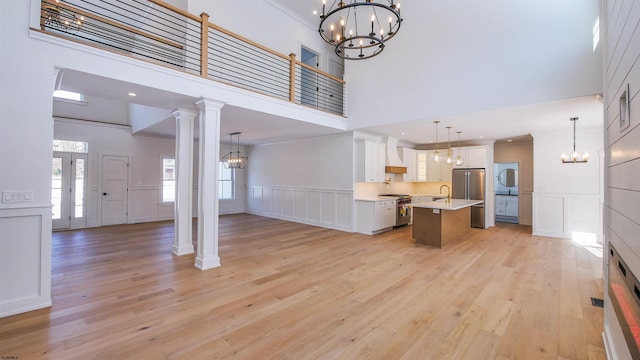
[44,1,84,32]
[318,0,403,60]
[560,117,589,163]
[222,132,248,169]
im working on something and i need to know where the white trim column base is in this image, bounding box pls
[195,255,221,270]
[172,243,194,256]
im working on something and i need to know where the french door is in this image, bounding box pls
[52,151,87,230]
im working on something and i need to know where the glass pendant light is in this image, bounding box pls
[445,126,453,164]
[432,121,441,162]
[455,131,464,166]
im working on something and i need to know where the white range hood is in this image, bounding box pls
[385,137,407,174]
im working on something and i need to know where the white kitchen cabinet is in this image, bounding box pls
[402,148,417,182]
[355,199,396,234]
[416,150,428,182]
[355,140,385,183]
[427,150,453,182]
[452,147,487,169]
[375,199,396,230]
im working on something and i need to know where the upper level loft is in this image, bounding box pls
[35,0,346,117]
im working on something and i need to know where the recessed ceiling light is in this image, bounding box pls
[313,10,317,15]
[479,136,484,139]
[128,92,136,97]
[507,139,513,142]
[401,132,406,135]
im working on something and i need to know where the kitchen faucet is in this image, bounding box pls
[440,184,451,202]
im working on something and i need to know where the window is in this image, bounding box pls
[53,139,88,153]
[219,162,234,200]
[53,90,85,102]
[593,17,600,51]
[162,158,175,202]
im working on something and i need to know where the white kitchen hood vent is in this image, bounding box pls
[385,137,407,174]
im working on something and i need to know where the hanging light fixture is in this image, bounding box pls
[43,0,84,32]
[318,0,403,60]
[455,131,464,166]
[432,121,441,162]
[222,132,248,169]
[445,126,453,164]
[560,117,589,163]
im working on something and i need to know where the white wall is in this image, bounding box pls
[246,133,354,231]
[531,128,603,239]
[602,0,640,358]
[345,1,603,130]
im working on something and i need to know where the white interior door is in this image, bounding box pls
[101,155,129,226]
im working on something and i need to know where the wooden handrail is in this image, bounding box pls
[46,1,184,50]
[207,20,345,85]
[147,0,201,22]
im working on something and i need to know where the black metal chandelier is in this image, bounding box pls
[318,0,403,60]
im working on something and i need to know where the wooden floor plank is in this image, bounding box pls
[0,215,605,359]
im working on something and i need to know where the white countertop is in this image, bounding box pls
[412,199,484,210]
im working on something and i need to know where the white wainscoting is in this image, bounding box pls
[0,205,52,318]
[246,186,353,232]
[532,193,602,240]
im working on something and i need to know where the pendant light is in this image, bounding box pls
[446,126,453,164]
[455,131,464,166]
[445,126,453,164]
[560,117,589,163]
[432,121,441,162]
[222,132,248,169]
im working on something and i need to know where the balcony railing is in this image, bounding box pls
[37,0,346,116]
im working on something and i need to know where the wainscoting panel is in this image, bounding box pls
[0,205,52,318]
[247,186,353,232]
[533,194,566,237]
[533,193,602,239]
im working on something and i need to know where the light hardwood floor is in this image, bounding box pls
[0,214,605,359]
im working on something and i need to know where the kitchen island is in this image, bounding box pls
[412,199,483,248]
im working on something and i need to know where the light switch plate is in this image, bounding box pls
[2,191,34,203]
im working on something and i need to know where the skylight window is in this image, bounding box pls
[53,90,85,102]
[593,17,600,51]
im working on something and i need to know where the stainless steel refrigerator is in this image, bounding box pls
[452,168,485,228]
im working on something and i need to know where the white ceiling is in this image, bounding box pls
[55,1,604,146]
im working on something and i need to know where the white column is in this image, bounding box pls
[172,108,197,256]
[195,98,225,270]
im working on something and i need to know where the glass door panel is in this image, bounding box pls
[52,152,87,230]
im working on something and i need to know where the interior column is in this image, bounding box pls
[171,108,197,256]
[195,98,225,270]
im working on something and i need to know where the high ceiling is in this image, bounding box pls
[54,0,604,146]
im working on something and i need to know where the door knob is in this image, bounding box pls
[103,192,107,196]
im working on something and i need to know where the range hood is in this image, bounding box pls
[385,137,407,174]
